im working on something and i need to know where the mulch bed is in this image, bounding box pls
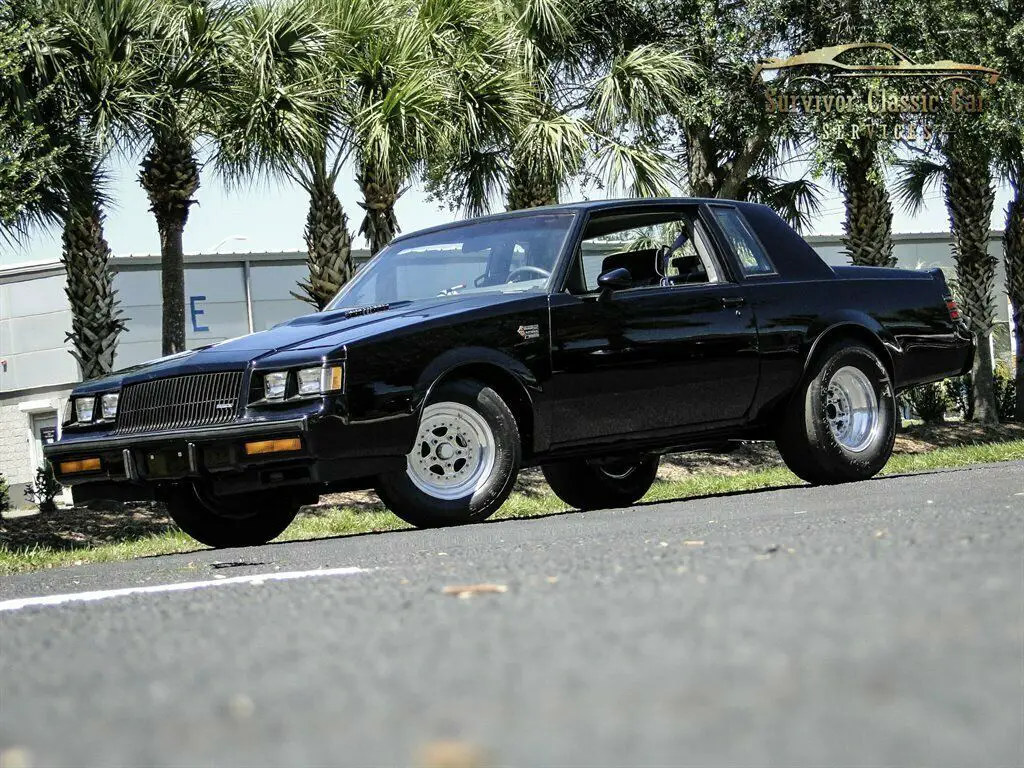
[3,422,1020,554]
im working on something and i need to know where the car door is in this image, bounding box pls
[546,211,760,446]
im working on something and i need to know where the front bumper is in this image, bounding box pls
[43,414,403,496]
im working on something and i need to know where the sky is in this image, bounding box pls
[0,151,1013,265]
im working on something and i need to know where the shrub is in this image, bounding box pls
[944,374,974,421]
[24,462,62,513]
[994,362,1017,422]
[0,472,9,514]
[903,382,949,423]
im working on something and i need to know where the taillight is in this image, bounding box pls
[946,298,961,321]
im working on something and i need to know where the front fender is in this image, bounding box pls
[415,346,539,409]
[411,346,545,455]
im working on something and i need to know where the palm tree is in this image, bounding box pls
[13,0,127,379]
[0,4,65,237]
[44,0,234,356]
[897,129,1001,424]
[431,0,695,217]
[216,0,360,309]
[992,2,1024,420]
[137,1,235,354]
[1003,164,1023,420]
[60,149,127,379]
[833,139,895,267]
[350,0,524,253]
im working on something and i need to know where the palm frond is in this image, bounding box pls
[894,157,946,214]
[741,175,825,234]
[589,137,679,198]
[589,44,697,132]
[514,110,589,189]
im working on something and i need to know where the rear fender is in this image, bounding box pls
[803,313,899,383]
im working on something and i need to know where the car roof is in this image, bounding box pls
[390,197,766,244]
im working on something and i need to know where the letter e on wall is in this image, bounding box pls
[190,295,209,333]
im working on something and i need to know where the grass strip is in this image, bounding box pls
[2,439,1022,576]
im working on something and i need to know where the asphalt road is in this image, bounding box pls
[1,462,1022,768]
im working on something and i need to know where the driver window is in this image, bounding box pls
[571,211,724,294]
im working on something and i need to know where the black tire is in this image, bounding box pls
[375,379,521,528]
[776,339,896,485]
[542,455,660,510]
[164,483,301,548]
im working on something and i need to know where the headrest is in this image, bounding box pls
[670,254,702,273]
[600,249,661,282]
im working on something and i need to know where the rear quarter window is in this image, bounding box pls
[711,207,775,276]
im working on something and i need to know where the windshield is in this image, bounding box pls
[326,213,575,310]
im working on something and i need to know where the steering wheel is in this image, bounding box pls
[506,266,551,283]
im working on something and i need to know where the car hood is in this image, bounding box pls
[74,292,543,393]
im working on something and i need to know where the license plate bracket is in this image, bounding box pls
[142,446,191,478]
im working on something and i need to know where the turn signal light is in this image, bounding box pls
[946,299,961,320]
[244,438,302,456]
[60,458,101,474]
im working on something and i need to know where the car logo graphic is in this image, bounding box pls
[752,42,1000,85]
[215,403,234,410]
[517,324,540,340]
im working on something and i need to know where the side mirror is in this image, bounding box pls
[597,267,632,298]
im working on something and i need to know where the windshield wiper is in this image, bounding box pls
[437,283,466,297]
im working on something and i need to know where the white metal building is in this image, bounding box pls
[0,231,1012,505]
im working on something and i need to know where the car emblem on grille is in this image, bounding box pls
[215,403,234,410]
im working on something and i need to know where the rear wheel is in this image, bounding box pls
[542,456,659,510]
[164,483,302,548]
[776,339,896,484]
[375,379,521,527]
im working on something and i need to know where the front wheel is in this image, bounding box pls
[542,456,660,510]
[375,379,521,528]
[164,484,302,548]
[776,339,896,484]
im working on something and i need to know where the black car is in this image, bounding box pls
[46,199,974,547]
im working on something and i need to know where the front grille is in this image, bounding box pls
[116,372,244,434]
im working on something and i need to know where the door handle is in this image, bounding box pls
[721,296,745,309]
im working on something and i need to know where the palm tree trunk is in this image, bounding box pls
[357,165,403,256]
[1004,183,1024,421]
[294,164,353,310]
[506,164,559,210]
[944,135,999,423]
[61,203,126,380]
[840,139,895,267]
[139,133,199,356]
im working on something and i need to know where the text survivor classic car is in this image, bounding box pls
[46,199,974,547]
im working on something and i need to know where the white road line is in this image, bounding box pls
[0,566,367,612]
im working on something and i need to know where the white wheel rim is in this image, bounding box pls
[826,366,880,452]
[406,401,496,500]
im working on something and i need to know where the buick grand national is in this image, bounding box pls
[45,199,974,547]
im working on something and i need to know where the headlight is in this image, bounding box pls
[74,397,95,422]
[296,368,322,396]
[101,393,119,420]
[264,371,288,400]
[295,365,344,396]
